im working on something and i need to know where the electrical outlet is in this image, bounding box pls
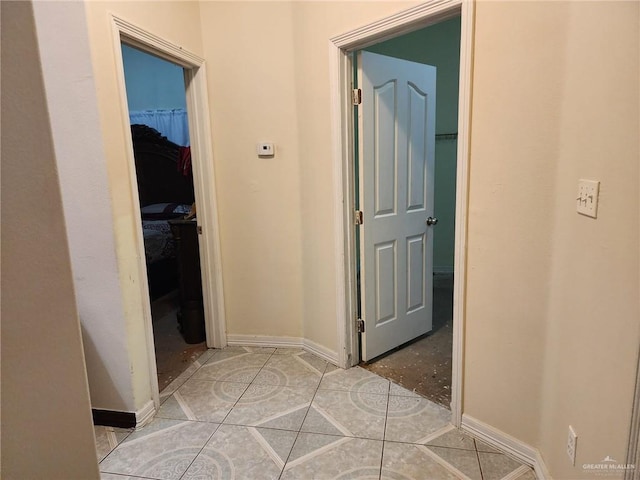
[576,179,600,218]
[567,425,578,465]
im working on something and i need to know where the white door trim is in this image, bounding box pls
[625,345,640,480]
[329,0,474,427]
[110,15,227,410]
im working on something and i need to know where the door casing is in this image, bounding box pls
[329,0,474,427]
[110,15,227,412]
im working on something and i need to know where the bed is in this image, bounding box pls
[131,124,194,299]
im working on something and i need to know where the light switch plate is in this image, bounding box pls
[567,425,577,465]
[576,179,599,218]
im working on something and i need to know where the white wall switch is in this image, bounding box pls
[576,179,600,218]
[257,143,275,157]
[567,425,577,465]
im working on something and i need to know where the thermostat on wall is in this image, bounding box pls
[257,142,275,157]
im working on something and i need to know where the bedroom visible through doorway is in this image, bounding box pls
[355,16,461,409]
[121,43,207,391]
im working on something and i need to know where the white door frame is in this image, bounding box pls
[110,15,227,409]
[329,0,474,427]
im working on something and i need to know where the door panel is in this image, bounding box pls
[374,80,397,217]
[407,233,425,314]
[375,240,397,326]
[359,51,436,361]
[407,83,428,211]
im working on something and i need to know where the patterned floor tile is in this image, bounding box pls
[224,384,315,430]
[195,348,217,364]
[478,451,526,480]
[424,425,476,451]
[158,350,216,403]
[515,467,537,480]
[381,442,462,480]
[384,395,451,443]
[101,474,158,480]
[302,389,388,440]
[95,426,132,462]
[101,473,158,480]
[281,433,383,480]
[182,424,296,480]
[389,382,422,398]
[324,363,341,375]
[253,353,325,388]
[96,348,514,480]
[156,378,248,422]
[427,445,482,480]
[159,363,200,403]
[99,418,217,480]
[192,351,271,383]
[319,366,390,394]
[475,438,502,453]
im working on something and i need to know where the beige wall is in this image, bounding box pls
[199,1,419,350]
[465,1,639,477]
[198,1,305,340]
[464,0,567,446]
[538,2,639,476]
[1,1,99,477]
[201,1,639,477]
[83,0,205,412]
[290,1,421,349]
[72,3,638,478]
[34,0,135,414]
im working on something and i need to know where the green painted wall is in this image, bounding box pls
[365,17,460,272]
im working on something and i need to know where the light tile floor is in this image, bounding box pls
[95,347,535,480]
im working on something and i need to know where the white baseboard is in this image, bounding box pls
[226,334,339,366]
[461,414,551,480]
[302,338,339,365]
[533,449,553,480]
[135,400,155,429]
[227,334,302,348]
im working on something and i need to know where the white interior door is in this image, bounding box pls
[358,51,437,361]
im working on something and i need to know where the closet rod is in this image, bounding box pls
[435,132,458,140]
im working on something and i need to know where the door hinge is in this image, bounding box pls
[354,210,364,225]
[197,225,203,235]
[352,88,362,106]
[356,318,365,333]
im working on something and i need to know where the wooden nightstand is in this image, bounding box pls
[168,218,205,344]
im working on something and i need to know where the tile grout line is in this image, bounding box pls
[176,422,221,480]
[474,439,486,480]
[104,472,160,479]
[418,445,476,480]
[102,350,476,479]
[96,427,134,468]
[214,349,275,425]
[277,360,330,480]
[159,348,220,404]
[378,380,391,480]
[171,348,226,480]
[176,348,274,479]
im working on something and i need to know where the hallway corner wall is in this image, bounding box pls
[464,2,640,478]
[32,0,135,414]
[80,0,206,413]
[1,1,100,477]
